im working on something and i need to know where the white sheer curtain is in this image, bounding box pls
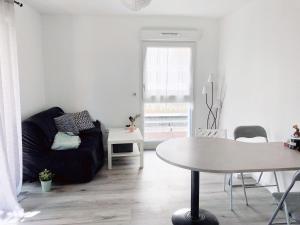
[143,46,193,103]
[0,0,24,222]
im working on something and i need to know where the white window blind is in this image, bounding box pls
[143,46,193,103]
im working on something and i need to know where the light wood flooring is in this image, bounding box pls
[20,151,286,225]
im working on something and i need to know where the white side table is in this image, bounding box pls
[107,128,144,170]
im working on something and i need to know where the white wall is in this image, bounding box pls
[42,15,219,130]
[15,2,46,119]
[219,0,300,190]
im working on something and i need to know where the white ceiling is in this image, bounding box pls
[24,0,253,18]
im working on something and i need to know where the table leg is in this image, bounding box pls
[108,143,112,170]
[139,142,144,169]
[171,171,219,225]
[191,171,200,218]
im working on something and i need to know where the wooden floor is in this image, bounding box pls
[20,151,286,225]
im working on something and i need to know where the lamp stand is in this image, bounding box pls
[205,82,218,129]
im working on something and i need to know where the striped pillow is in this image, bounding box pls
[54,114,79,134]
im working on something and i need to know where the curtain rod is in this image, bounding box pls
[14,1,23,7]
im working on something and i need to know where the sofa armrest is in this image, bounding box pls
[93,120,100,128]
[79,120,101,135]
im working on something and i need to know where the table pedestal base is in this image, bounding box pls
[172,208,219,225]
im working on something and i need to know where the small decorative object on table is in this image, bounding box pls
[293,125,300,137]
[285,125,300,150]
[39,169,54,192]
[126,114,140,132]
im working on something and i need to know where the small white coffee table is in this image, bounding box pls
[107,128,144,170]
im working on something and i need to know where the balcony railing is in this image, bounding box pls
[144,113,189,142]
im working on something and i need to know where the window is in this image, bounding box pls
[142,43,194,145]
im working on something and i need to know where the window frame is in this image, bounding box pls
[141,41,196,149]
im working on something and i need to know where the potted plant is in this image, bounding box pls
[39,169,54,192]
[127,114,140,132]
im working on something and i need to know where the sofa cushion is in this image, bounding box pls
[47,128,102,182]
[73,110,95,131]
[54,113,79,134]
[51,132,81,150]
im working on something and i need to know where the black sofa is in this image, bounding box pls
[22,107,105,183]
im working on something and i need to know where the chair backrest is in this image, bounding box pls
[292,170,300,183]
[279,170,300,200]
[195,128,227,139]
[234,126,268,142]
[284,170,300,190]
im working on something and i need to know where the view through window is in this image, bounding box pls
[143,44,193,143]
[144,103,190,142]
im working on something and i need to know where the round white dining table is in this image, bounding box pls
[156,137,300,225]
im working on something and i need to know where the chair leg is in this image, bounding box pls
[273,171,280,192]
[268,195,291,225]
[257,172,263,184]
[230,173,233,211]
[273,171,291,225]
[268,201,283,225]
[224,174,227,192]
[284,203,291,225]
[241,172,249,206]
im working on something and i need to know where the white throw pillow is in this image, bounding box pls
[51,132,81,150]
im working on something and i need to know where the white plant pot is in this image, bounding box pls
[41,180,52,192]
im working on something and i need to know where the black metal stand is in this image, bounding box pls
[14,1,23,7]
[171,171,219,225]
[205,82,217,129]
